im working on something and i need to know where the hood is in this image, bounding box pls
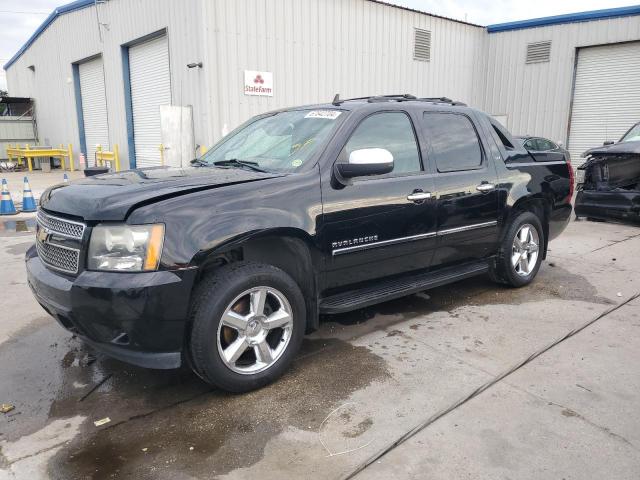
[582,140,640,158]
[40,166,283,221]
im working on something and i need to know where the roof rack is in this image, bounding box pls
[367,94,417,103]
[331,93,466,106]
[418,97,467,106]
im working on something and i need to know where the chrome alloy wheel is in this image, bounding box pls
[512,223,540,276]
[216,286,293,375]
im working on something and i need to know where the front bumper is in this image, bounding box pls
[575,189,640,222]
[25,245,198,369]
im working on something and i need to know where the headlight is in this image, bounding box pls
[88,224,164,272]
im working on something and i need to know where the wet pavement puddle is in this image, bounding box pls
[0,218,36,236]
[0,322,388,479]
[46,337,387,479]
[0,261,611,479]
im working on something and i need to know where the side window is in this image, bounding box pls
[423,113,483,172]
[342,112,421,174]
[523,139,536,150]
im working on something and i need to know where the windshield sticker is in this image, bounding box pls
[305,110,342,120]
[291,159,303,167]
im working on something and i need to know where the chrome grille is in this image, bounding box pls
[37,210,85,239]
[36,240,80,274]
[36,210,85,274]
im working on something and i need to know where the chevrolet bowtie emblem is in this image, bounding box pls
[36,225,50,243]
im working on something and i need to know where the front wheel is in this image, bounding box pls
[189,262,306,392]
[490,211,544,287]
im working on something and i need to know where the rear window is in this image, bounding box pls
[423,113,483,172]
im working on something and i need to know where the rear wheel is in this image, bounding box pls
[189,262,305,392]
[490,211,544,287]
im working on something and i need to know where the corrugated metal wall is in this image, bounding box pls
[201,0,487,143]
[482,16,640,148]
[5,0,485,167]
[5,0,206,167]
[6,0,640,168]
[0,117,36,158]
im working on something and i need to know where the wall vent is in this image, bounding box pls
[413,28,431,62]
[526,41,551,64]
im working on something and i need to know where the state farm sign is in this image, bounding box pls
[244,70,273,96]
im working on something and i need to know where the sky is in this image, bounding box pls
[1,0,638,91]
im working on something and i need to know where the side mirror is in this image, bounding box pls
[603,140,615,146]
[335,148,394,179]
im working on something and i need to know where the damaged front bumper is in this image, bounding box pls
[575,150,640,223]
[25,245,198,369]
[575,189,640,222]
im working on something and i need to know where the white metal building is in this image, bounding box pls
[4,0,640,168]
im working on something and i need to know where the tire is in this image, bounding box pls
[490,211,544,288]
[188,261,306,392]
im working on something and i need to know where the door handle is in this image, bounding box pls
[476,183,496,193]
[407,191,432,202]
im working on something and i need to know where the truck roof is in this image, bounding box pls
[282,94,474,114]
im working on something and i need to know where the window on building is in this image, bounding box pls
[423,113,483,172]
[342,112,422,174]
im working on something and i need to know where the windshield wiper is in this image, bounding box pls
[212,159,270,173]
[190,158,209,167]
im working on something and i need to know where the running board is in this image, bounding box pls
[319,261,490,314]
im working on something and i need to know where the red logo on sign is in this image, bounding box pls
[254,75,265,84]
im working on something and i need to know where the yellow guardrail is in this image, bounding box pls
[95,144,121,172]
[6,143,74,172]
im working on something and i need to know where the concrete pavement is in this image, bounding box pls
[0,217,638,479]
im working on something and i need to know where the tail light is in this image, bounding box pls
[565,156,574,204]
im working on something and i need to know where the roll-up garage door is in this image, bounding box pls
[129,34,171,168]
[568,42,640,163]
[78,57,109,164]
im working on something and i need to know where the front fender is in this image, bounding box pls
[127,169,322,268]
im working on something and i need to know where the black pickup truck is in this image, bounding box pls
[26,95,573,392]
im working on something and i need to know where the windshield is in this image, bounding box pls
[620,123,640,143]
[200,109,345,172]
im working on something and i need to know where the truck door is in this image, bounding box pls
[421,111,501,268]
[320,111,437,291]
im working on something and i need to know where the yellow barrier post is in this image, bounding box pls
[68,144,74,172]
[25,144,33,172]
[114,144,120,172]
[159,144,164,166]
[96,145,103,167]
[200,145,207,157]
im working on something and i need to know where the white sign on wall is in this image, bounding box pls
[244,70,273,96]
